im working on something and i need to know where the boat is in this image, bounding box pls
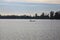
[30,19,35,22]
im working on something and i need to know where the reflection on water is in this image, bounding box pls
[0,19,60,40]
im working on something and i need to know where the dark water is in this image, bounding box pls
[0,19,60,40]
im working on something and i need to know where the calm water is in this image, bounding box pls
[0,19,60,40]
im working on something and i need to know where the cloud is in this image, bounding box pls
[0,0,60,4]
[4,0,18,2]
[0,0,4,2]
[43,0,60,4]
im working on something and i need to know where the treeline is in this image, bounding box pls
[0,11,60,19]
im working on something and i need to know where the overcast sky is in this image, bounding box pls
[0,0,60,15]
[0,0,60,4]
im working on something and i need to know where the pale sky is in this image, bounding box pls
[0,0,60,15]
[0,0,60,4]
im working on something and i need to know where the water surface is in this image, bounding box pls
[0,19,60,40]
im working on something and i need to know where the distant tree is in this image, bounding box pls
[54,11,60,19]
[35,13,38,17]
[40,12,49,19]
[0,14,1,16]
[50,11,54,19]
[41,12,44,16]
[40,12,45,19]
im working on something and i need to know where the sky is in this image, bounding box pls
[0,0,60,4]
[0,0,60,15]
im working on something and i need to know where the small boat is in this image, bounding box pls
[30,19,35,22]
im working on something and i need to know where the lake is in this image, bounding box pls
[0,19,60,40]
